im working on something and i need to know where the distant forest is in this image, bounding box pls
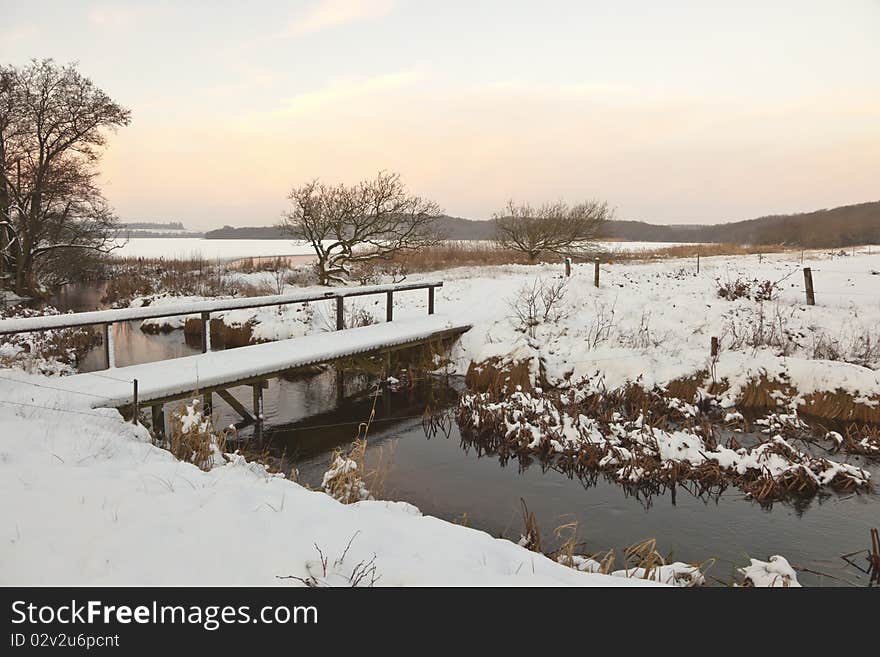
[200,201,880,247]
[120,221,187,230]
[603,201,880,247]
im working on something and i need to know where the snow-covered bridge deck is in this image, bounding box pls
[50,315,470,411]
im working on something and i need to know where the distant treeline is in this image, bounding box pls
[603,201,880,247]
[120,221,187,230]
[204,216,497,240]
[201,201,880,247]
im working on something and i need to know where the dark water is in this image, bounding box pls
[50,283,880,586]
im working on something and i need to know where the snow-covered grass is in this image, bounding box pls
[132,247,880,409]
[0,372,655,586]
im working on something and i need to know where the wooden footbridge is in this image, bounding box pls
[0,281,470,434]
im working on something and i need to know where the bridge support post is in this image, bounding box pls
[132,378,139,425]
[151,404,165,438]
[336,366,344,405]
[251,384,264,440]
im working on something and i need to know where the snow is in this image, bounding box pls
[3,246,880,586]
[0,375,656,586]
[739,555,801,587]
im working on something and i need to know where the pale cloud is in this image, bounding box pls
[285,0,396,37]
[0,24,37,56]
[276,70,423,115]
[88,3,165,28]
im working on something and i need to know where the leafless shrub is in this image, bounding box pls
[509,277,568,338]
[721,303,798,355]
[585,298,617,349]
[620,311,667,350]
[810,329,880,368]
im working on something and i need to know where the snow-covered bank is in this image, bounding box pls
[0,374,653,586]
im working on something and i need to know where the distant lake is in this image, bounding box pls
[113,238,699,261]
[112,238,316,260]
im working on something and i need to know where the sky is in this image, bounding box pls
[2,0,879,230]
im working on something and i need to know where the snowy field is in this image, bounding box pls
[112,237,699,260]
[2,246,878,586]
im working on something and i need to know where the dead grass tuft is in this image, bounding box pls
[167,398,232,471]
[322,439,373,504]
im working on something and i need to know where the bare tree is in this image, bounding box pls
[0,59,130,295]
[493,200,612,263]
[281,171,442,285]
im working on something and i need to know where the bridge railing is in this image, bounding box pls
[0,280,444,369]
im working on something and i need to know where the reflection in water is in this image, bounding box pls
[47,282,880,586]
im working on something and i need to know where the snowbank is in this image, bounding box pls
[0,374,654,586]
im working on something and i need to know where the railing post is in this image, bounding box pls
[386,290,394,322]
[103,322,115,369]
[200,312,211,353]
[131,378,139,425]
[696,253,700,274]
[593,259,600,288]
[564,257,571,277]
[428,286,435,315]
[803,267,816,305]
[336,296,344,330]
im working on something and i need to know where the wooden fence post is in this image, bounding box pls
[386,290,394,322]
[593,259,600,288]
[564,257,571,277]
[803,267,815,305]
[336,296,344,330]
[696,253,700,274]
[710,336,719,358]
[427,287,435,315]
